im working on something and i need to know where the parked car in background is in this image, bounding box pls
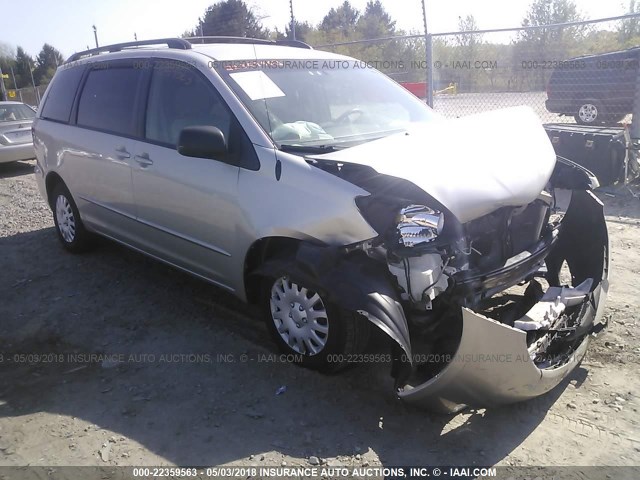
[0,101,36,164]
[545,47,640,125]
[33,38,609,412]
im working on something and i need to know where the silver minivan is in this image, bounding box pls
[33,37,609,412]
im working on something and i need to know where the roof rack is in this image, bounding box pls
[65,36,315,64]
[186,36,312,49]
[66,38,192,63]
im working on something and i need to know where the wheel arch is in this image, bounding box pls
[45,171,66,208]
[572,92,601,107]
[243,236,303,304]
[245,240,414,384]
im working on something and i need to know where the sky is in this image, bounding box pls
[0,0,633,59]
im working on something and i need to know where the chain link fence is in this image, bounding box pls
[4,85,46,107]
[318,14,640,126]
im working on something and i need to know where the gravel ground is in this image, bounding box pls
[1,159,639,470]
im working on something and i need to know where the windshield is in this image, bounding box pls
[0,103,36,122]
[216,59,436,149]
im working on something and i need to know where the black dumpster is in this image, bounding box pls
[543,123,627,187]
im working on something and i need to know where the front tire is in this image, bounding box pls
[261,275,370,373]
[51,183,93,253]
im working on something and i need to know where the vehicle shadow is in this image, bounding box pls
[0,227,578,467]
[0,160,34,179]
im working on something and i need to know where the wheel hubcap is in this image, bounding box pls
[55,195,76,243]
[579,103,598,123]
[270,277,329,356]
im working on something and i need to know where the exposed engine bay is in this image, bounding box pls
[253,152,609,412]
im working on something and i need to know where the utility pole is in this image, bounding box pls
[93,25,99,48]
[9,65,23,103]
[290,0,296,40]
[0,65,7,101]
[29,66,40,104]
[421,0,434,107]
[10,65,18,90]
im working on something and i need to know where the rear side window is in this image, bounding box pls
[40,67,84,123]
[77,66,143,136]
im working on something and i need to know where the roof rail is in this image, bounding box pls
[186,36,313,49]
[275,39,313,49]
[66,38,192,63]
[185,36,273,45]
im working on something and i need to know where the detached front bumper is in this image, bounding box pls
[398,190,609,412]
[398,296,606,412]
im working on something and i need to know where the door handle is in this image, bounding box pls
[134,153,154,167]
[115,146,131,159]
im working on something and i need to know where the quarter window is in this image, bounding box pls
[77,66,143,136]
[40,66,84,123]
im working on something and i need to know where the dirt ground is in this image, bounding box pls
[1,159,639,470]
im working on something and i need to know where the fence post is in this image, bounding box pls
[421,0,434,107]
[631,65,640,140]
[426,33,434,107]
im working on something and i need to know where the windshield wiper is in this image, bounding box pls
[279,144,345,154]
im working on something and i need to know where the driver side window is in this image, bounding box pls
[145,62,232,147]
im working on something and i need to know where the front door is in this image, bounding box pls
[131,60,243,291]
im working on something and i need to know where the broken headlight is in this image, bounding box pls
[396,205,444,248]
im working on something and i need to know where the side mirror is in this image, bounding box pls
[178,126,227,160]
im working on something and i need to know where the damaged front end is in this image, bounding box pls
[395,187,609,412]
[346,155,608,412]
[366,155,608,412]
[254,149,609,412]
[333,154,607,411]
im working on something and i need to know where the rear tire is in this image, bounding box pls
[261,275,370,373]
[51,183,93,253]
[574,99,603,125]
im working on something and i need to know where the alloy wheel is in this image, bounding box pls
[578,103,598,123]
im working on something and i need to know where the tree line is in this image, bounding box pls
[2,0,640,98]
[0,43,63,90]
[184,0,640,92]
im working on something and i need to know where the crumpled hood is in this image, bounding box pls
[312,106,557,224]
